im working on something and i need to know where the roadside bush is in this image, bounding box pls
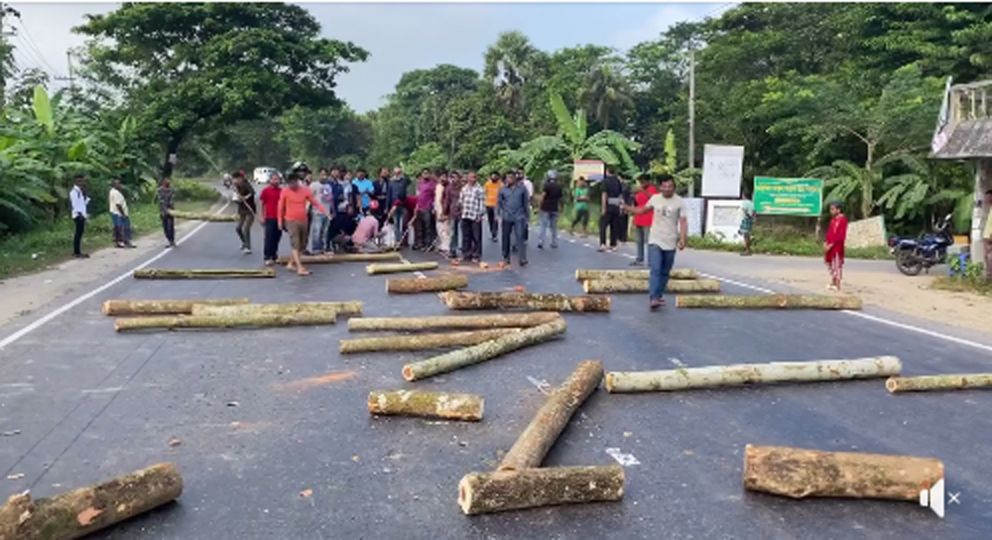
[172,179,219,202]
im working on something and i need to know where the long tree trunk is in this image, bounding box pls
[387,274,469,294]
[675,294,862,310]
[458,466,624,515]
[341,329,518,353]
[366,262,439,275]
[367,390,484,421]
[114,311,336,332]
[101,298,250,316]
[439,291,611,312]
[191,301,362,317]
[583,278,720,294]
[166,210,236,222]
[347,312,562,332]
[276,252,401,264]
[133,268,276,280]
[885,373,992,393]
[575,269,698,281]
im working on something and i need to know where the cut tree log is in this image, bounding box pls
[499,360,603,471]
[133,268,276,280]
[439,291,611,312]
[605,356,901,393]
[114,311,336,332]
[574,268,698,281]
[386,274,469,294]
[101,298,250,316]
[341,329,519,353]
[582,278,720,294]
[676,294,862,310]
[367,390,484,421]
[192,301,362,317]
[348,312,562,332]
[0,463,182,540]
[366,262,439,275]
[458,466,624,515]
[885,373,992,393]
[167,209,236,222]
[276,252,401,264]
[743,444,943,501]
[402,318,567,381]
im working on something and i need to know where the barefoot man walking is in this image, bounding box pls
[278,173,330,276]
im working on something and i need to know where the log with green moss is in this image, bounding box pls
[402,318,567,381]
[114,311,336,332]
[341,328,519,353]
[366,262,439,275]
[458,466,624,515]
[438,291,611,312]
[133,268,276,280]
[167,209,236,222]
[885,373,992,393]
[582,278,720,294]
[574,268,698,281]
[101,298,250,316]
[276,252,401,264]
[386,274,469,294]
[0,463,182,540]
[676,294,862,310]
[191,301,362,317]
[348,312,562,332]
[367,390,484,421]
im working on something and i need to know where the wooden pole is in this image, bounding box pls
[0,463,182,539]
[114,311,336,332]
[167,209,236,222]
[402,318,567,381]
[458,466,624,515]
[885,373,992,393]
[574,268,698,281]
[341,329,519,353]
[276,252,401,264]
[676,294,862,310]
[348,312,562,332]
[499,360,603,471]
[368,390,484,421]
[439,291,611,312]
[133,268,276,280]
[386,273,469,294]
[366,262,439,275]
[582,278,720,294]
[743,445,943,501]
[191,301,362,317]
[101,298,249,316]
[605,356,901,393]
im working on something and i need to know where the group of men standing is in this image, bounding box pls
[69,175,138,258]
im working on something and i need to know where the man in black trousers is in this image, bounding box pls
[598,168,624,252]
[69,174,90,258]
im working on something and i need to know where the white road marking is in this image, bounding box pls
[81,387,123,395]
[526,376,551,395]
[0,202,231,351]
[668,357,686,368]
[397,255,427,278]
[605,447,641,466]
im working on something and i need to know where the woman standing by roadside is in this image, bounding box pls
[824,201,848,291]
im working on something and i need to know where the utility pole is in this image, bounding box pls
[66,50,74,93]
[687,47,696,198]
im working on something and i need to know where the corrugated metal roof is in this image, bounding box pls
[931,119,992,159]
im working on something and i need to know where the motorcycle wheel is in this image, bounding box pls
[895,250,923,276]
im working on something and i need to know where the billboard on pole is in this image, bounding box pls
[701,144,744,198]
[753,177,824,216]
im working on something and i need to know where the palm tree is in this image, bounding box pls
[483,31,542,114]
[582,63,634,130]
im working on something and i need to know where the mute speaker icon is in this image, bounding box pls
[919,478,945,518]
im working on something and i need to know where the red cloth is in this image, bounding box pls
[825,214,848,263]
[633,185,658,227]
[259,185,282,220]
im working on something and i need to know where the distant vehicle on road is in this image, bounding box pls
[253,167,278,185]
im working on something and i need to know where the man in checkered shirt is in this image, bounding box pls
[458,171,486,263]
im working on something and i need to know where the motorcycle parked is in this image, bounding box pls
[888,214,954,276]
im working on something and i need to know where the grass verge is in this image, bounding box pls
[931,275,992,296]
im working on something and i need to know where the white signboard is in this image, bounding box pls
[701,144,744,198]
[705,199,744,244]
[683,197,704,237]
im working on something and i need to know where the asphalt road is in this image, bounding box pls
[0,218,989,539]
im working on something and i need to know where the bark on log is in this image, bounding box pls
[114,311,336,332]
[167,209,236,222]
[438,291,611,312]
[276,252,401,264]
[743,444,943,501]
[885,373,992,393]
[582,278,720,294]
[367,390,484,421]
[0,463,182,540]
[605,356,901,393]
[366,262,439,275]
[574,268,698,281]
[402,318,567,381]
[133,268,276,280]
[458,466,624,515]
[101,298,250,316]
[499,360,603,471]
[191,301,362,317]
[341,329,519,353]
[387,274,469,294]
[348,312,562,332]
[676,294,862,310]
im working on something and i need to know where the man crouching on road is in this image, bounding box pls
[278,172,329,276]
[622,175,687,311]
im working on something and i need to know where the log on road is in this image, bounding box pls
[192,301,362,317]
[582,278,720,294]
[458,466,624,515]
[368,390,484,421]
[366,262,439,275]
[167,209,236,222]
[387,274,469,294]
[439,291,611,312]
[743,444,943,501]
[276,252,401,264]
[114,311,336,332]
[348,312,562,332]
[341,329,518,353]
[676,294,862,310]
[605,356,901,393]
[101,298,249,316]
[499,360,603,471]
[402,318,567,381]
[133,268,276,280]
[885,373,992,393]
[574,268,698,281]
[0,463,182,540]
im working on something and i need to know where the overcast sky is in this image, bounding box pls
[8,2,724,112]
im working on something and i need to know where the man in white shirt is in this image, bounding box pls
[623,175,687,310]
[69,174,90,258]
[108,179,135,248]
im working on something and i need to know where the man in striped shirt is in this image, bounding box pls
[458,171,486,263]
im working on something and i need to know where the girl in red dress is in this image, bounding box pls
[824,201,848,291]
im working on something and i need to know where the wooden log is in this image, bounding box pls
[276,252,401,264]
[133,268,276,280]
[582,278,720,294]
[367,390,484,421]
[366,262,439,275]
[0,463,182,540]
[438,291,611,312]
[114,311,336,332]
[743,444,943,501]
[574,268,698,281]
[458,466,624,515]
[348,312,562,332]
[386,274,469,294]
[341,329,519,353]
[499,360,604,471]
[101,298,250,316]
[167,209,235,222]
[402,318,567,381]
[605,356,901,393]
[676,294,862,310]
[192,301,362,317]
[885,373,992,393]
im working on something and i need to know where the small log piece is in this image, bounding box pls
[885,373,992,393]
[458,466,624,515]
[101,298,249,316]
[348,312,562,332]
[676,294,862,310]
[439,291,611,312]
[367,390,484,421]
[386,274,469,294]
[366,262,439,275]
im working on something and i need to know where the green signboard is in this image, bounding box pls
[753,177,824,216]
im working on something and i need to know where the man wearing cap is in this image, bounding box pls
[537,170,563,249]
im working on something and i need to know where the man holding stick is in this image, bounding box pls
[232,171,256,254]
[623,175,687,310]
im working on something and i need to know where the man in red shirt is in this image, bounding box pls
[631,174,659,266]
[278,173,329,276]
[258,173,283,265]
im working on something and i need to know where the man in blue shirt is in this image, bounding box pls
[352,168,375,215]
[497,172,530,268]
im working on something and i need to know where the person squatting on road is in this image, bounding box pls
[259,173,283,265]
[498,172,530,269]
[278,173,329,276]
[537,170,563,249]
[623,175,687,311]
[232,171,256,254]
[69,174,91,258]
[824,201,848,291]
[157,178,176,247]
